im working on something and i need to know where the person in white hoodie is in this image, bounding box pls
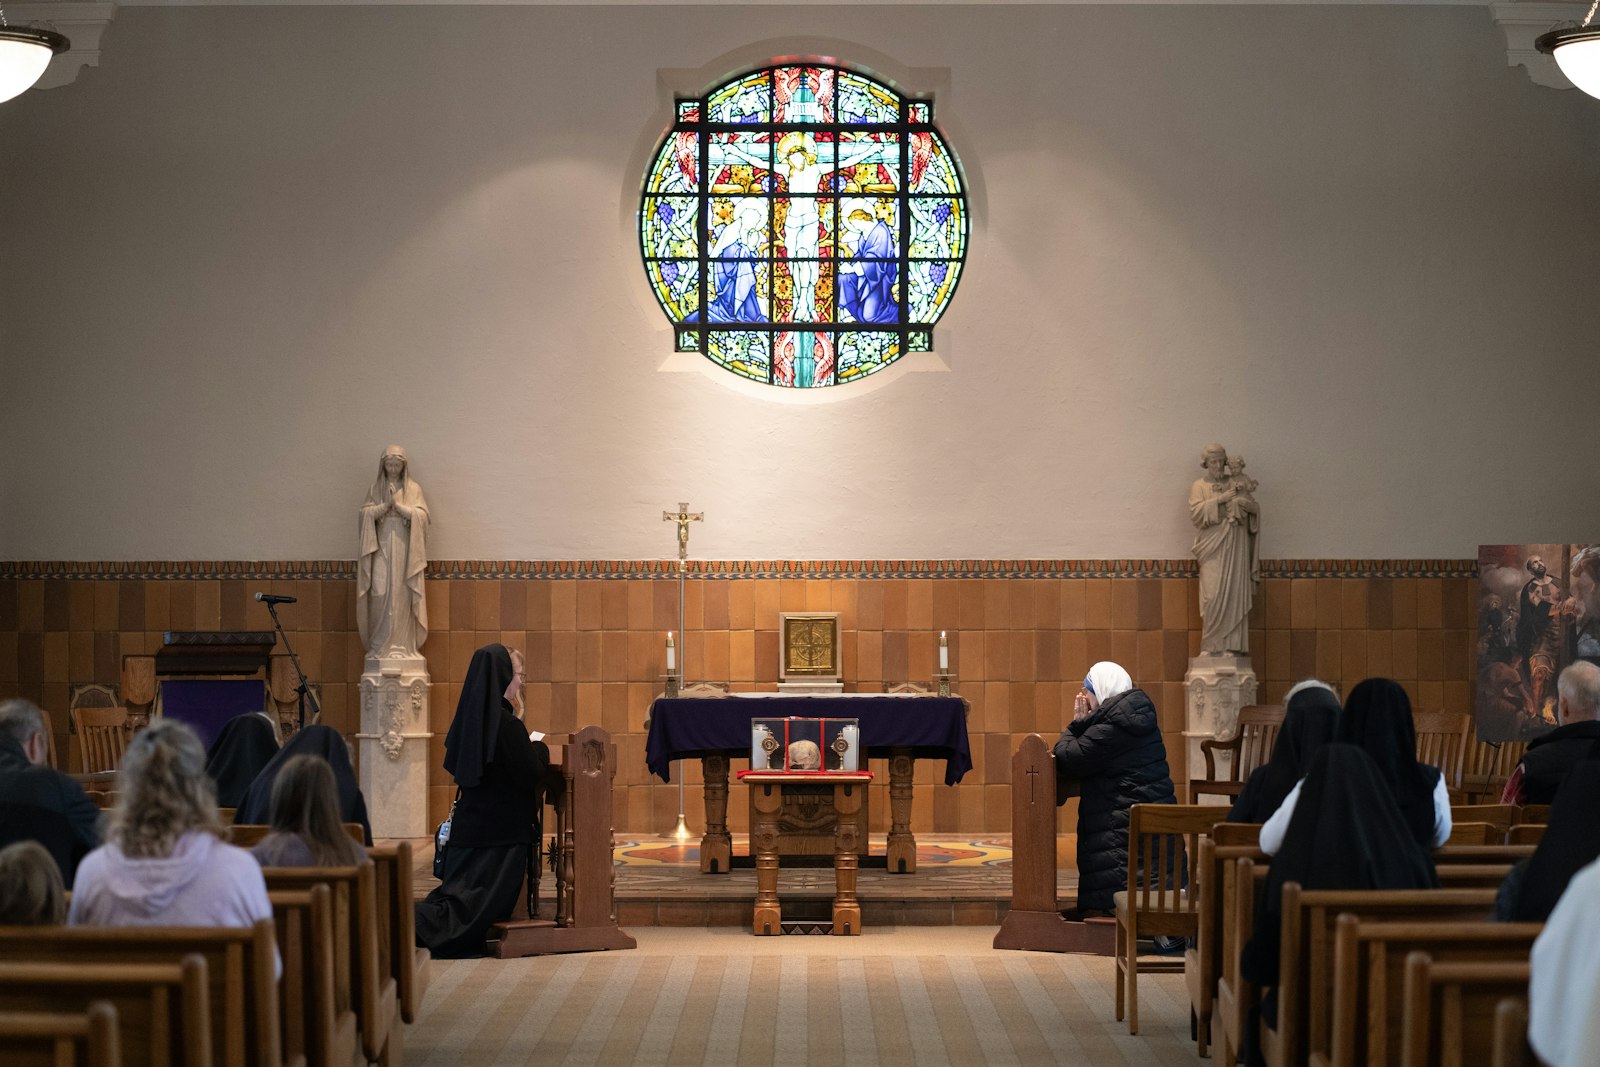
[69,719,272,933]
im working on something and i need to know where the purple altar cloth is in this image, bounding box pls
[645,695,972,785]
[161,679,267,751]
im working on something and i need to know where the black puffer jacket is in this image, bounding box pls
[1054,687,1177,910]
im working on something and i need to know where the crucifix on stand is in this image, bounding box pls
[662,502,703,841]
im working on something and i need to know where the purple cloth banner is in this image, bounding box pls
[161,679,267,751]
[645,695,972,785]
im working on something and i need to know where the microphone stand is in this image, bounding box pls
[263,602,321,731]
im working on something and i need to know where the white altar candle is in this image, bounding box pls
[939,631,949,671]
[841,725,860,771]
[666,631,676,672]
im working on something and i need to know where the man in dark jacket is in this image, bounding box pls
[1502,662,1600,805]
[1054,661,1178,917]
[0,699,101,882]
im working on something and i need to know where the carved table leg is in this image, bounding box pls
[700,755,733,874]
[886,749,917,874]
[832,781,864,936]
[751,782,783,935]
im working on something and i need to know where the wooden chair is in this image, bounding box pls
[1507,824,1546,846]
[1114,803,1229,1033]
[0,921,287,1067]
[1414,711,1472,795]
[1449,804,1516,844]
[1400,954,1531,1067]
[263,862,398,1066]
[1491,997,1533,1067]
[269,886,360,1067]
[1320,917,1540,1067]
[1445,822,1496,846]
[1459,739,1526,803]
[370,842,431,1024]
[0,957,212,1067]
[1191,705,1285,803]
[1186,835,1266,1057]
[1515,804,1550,825]
[0,1002,121,1067]
[1261,886,1499,1067]
[71,706,132,775]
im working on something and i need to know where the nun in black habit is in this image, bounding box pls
[204,713,280,809]
[1239,744,1437,1064]
[415,643,551,959]
[1495,760,1600,923]
[1226,682,1340,824]
[235,724,373,845]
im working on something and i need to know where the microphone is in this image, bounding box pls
[255,593,298,605]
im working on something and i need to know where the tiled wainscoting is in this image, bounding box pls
[0,559,1477,835]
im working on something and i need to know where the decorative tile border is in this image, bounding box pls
[0,558,1479,580]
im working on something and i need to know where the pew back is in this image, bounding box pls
[1401,955,1531,1067]
[0,956,211,1067]
[0,920,281,1067]
[269,885,359,1067]
[0,1002,121,1067]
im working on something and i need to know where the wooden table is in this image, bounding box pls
[741,771,873,936]
[646,695,971,875]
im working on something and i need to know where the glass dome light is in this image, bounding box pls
[0,25,69,104]
[1538,24,1600,101]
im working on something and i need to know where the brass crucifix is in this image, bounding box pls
[662,502,703,573]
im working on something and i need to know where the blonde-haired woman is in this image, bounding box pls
[252,754,365,868]
[69,719,272,930]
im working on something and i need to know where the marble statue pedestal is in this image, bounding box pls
[357,653,432,840]
[1183,654,1258,799]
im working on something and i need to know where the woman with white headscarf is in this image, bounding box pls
[1054,661,1179,917]
[356,445,430,662]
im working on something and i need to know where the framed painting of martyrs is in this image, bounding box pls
[780,612,841,684]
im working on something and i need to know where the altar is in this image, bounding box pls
[645,693,971,875]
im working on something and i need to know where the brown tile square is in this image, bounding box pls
[1084,630,1113,668]
[1164,631,1190,680]
[699,581,729,630]
[1290,630,1317,680]
[1162,579,1190,631]
[67,631,92,683]
[1366,579,1393,629]
[521,582,550,632]
[1059,632,1087,677]
[931,580,960,632]
[905,579,934,630]
[729,630,755,682]
[0,634,14,686]
[1341,581,1369,629]
[1391,579,1418,628]
[600,632,628,679]
[42,583,68,632]
[1442,629,1470,682]
[1417,629,1444,681]
[1136,580,1163,631]
[882,580,909,631]
[983,631,1011,681]
[908,632,936,681]
[575,681,602,731]
[1009,631,1037,682]
[424,578,451,634]
[778,579,806,612]
[831,578,857,622]
[1441,579,1470,629]
[1036,631,1062,681]
[1134,630,1163,682]
[755,630,779,682]
[575,633,604,681]
[1029,580,1060,630]
[15,583,43,631]
[1060,580,1086,630]
[751,581,780,627]
[494,581,525,631]
[93,633,118,684]
[1316,631,1342,681]
[1366,631,1392,678]
[855,630,883,683]
[449,581,475,631]
[597,581,627,631]
[880,630,908,684]
[726,581,755,630]
[1341,634,1368,686]
[1109,581,1138,631]
[950,631,979,681]
[1416,580,1443,630]
[90,583,117,632]
[577,582,603,631]
[1391,630,1419,680]
[1261,579,1289,629]
[66,582,94,632]
[957,579,985,629]
[1290,579,1316,630]
[472,581,501,631]
[1316,580,1343,630]
[42,632,67,683]
[0,580,16,632]
[1110,631,1138,672]
[649,581,677,633]
[983,581,1012,631]
[1081,579,1107,630]
[1008,582,1034,631]
[801,578,829,611]
[550,581,578,631]
[16,633,42,686]
[855,581,885,631]
[1265,629,1292,682]
[550,682,578,734]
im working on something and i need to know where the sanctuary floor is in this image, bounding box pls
[411,835,1080,927]
[406,927,1194,1066]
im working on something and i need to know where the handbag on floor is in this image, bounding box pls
[433,787,460,879]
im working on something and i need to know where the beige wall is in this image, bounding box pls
[1,5,1597,564]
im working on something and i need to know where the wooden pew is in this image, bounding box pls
[0,1002,121,1067]
[1491,997,1533,1067]
[270,886,360,1067]
[1449,804,1516,843]
[1400,954,1531,1067]
[369,842,431,1024]
[227,824,366,849]
[1445,822,1496,846]
[1215,854,1270,1067]
[262,863,397,1066]
[1316,917,1540,1067]
[0,957,212,1066]
[0,920,287,1067]
[1261,886,1499,1067]
[1185,831,1264,1057]
[1507,824,1545,845]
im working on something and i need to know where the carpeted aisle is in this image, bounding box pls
[409,928,1195,1066]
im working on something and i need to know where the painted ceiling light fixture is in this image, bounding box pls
[0,0,67,104]
[1538,0,1600,99]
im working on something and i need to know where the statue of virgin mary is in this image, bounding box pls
[357,446,430,662]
